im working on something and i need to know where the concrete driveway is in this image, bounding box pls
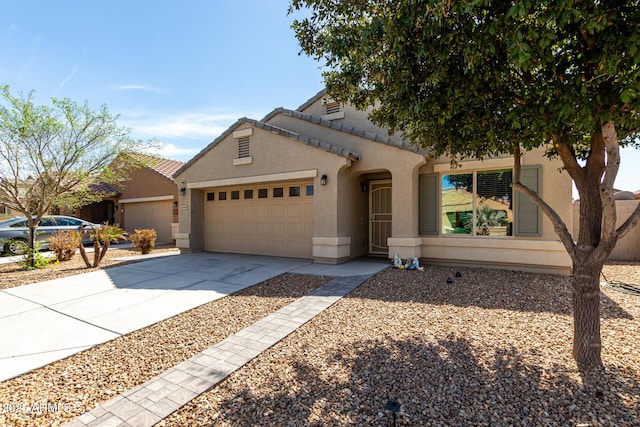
[0,252,388,382]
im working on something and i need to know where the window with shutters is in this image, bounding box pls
[440,169,513,236]
[421,167,537,238]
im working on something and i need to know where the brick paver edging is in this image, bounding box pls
[63,275,372,427]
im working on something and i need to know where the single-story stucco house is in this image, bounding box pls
[174,90,573,274]
[73,155,185,243]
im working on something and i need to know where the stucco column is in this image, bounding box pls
[387,159,425,259]
[312,160,353,263]
[176,188,203,252]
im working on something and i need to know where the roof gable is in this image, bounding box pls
[174,118,360,178]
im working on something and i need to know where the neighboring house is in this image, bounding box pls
[0,203,20,219]
[573,190,640,261]
[74,155,185,242]
[174,90,573,274]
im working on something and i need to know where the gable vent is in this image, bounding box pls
[325,101,341,115]
[238,136,250,158]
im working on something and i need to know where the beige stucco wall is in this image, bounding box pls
[573,200,640,261]
[176,96,574,273]
[174,125,351,259]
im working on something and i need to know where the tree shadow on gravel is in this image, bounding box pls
[214,335,639,426]
[353,266,633,319]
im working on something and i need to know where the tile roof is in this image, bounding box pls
[89,182,120,195]
[129,153,185,182]
[262,108,429,155]
[173,118,361,178]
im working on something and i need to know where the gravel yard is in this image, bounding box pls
[161,264,639,427]
[0,254,638,426]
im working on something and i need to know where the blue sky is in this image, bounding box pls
[1,1,638,194]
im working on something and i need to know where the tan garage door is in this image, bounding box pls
[203,181,314,258]
[122,200,174,242]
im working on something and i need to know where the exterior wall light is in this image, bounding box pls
[320,175,328,185]
[180,187,186,196]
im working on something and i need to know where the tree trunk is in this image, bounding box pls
[571,258,604,369]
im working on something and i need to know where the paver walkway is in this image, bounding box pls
[64,275,372,427]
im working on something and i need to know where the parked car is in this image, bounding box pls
[0,215,101,256]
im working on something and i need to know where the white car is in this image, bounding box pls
[0,215,100,256]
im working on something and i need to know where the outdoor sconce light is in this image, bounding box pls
[180,187,186,196]
[173,201,178,207]
[320,174,328,185]
[360,182,368,192]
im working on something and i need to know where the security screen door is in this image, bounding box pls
[369,180,392,255]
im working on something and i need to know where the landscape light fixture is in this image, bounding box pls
[320,174,328,185]
[385,400,401,427]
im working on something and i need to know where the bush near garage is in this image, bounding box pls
[129,229,157,254]
[48,231,80,261]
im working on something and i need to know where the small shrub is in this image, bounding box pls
[129,229,157,254]
[49,231,80,261]
[20,248,50,270]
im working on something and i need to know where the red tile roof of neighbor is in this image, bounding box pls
[89,182,121,195]
[131,153,185,182]
[149,157,185,181]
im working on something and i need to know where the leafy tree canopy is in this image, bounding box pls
[0,85,155,217]
[291,0,640,160]
[290,0,640,369]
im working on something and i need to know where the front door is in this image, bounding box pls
[369,180,392,255]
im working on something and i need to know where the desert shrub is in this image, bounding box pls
[129,228,157,254]
[20,247,50,270]
[72,225,128,268]
[48,231,80,261]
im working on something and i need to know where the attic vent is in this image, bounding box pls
[238,136,250,158]
[325,101,341,115]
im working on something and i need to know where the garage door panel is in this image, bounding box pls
[271,204,286,218]
[243,206,256,218]
[287,204,303,218]
[123,200,173,242]
[204,181,313,258]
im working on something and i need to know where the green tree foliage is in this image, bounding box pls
[290,0,640,369]
[0,85,154,265]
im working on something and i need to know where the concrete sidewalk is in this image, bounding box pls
[0,252,389,382]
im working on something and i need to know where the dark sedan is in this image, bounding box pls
[0,215,100,256]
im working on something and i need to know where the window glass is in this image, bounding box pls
[10,220,27,228]
[231,190,240,200]
[207,192,215,201]
[306,185,314,196]
[244,189,253,199]
[258,189,268,199]
[441,173,473,234]
[273,187,284,198]
[476,170,513,236]
[39,218,57,227]
[441,170,512,236]
[56,217,81,226]
[289,186,300,197]
[219,191,227,201]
